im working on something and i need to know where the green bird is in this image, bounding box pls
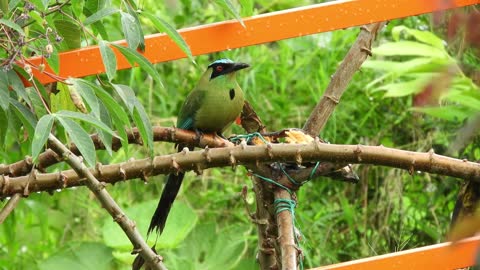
[147,58,250,235]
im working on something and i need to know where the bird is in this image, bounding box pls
[147,58,250,236]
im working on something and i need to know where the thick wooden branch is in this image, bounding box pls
[2,142,479,198]
[46,134,167,270]
[275,189,297,270]
[0,126,232,177]
[303,22,387,135]
[241,101,279,270]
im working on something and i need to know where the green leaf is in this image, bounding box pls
[8,0,21,11]
[6,70,30,106]
[10,98,36,139]
[215,0,245,27]
[55,110,115,136]
[120,11,142,50]
[0,72,11,111]
[364,57,449,74]
[50,83,77,113]
[132,99,153,156]
[373,41,447,58]
[13,65,49,103]
[239,0,254,16]
[102,200,197,250]
[32,114,54,164]
[0,0,6,15]
[83,3,110,40]
[110,83,135,112]
[96,102,113,156]
[29,0,49,11]
[29,10,45,30]
[363,59,404,71]
[71,1,85,18]
[164,223,250,270]
[84,7,119,25]
[26,87,48,117]
[392,26,445,50]
[56,116,96,167]
[123,0,145,51]
[94,84,131,156]
[68,78,100,116]
[38,242,113,270]
[141,11,195,63]
[111,44,163,87]
[84,81,130,128]
[0,108,7,149]
[45,44,60,74]
[444,90,480,111]
[99,41,117,81]
[0,18,25,36]
[374,75,432,97]
[54,19,82,50]
[410,106,471,122]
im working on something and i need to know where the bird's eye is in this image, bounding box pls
[216,66,223,72]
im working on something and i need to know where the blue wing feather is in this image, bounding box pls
[177,88,205,131]
[179,117,194,130]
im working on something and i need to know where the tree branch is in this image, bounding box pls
[3,142,478,198]
[0,193,21,224]
[0,126,232,177]
[46,134,167,270]
[303,22,387,135]
[275,189,297,270]
[241,101,279,270]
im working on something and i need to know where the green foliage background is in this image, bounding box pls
[0,0,479,269]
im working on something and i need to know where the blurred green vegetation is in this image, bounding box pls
[1,1,479,269]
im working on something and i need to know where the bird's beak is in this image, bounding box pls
[232,62,250,72]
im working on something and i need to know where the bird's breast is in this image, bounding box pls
[194,87,244,132]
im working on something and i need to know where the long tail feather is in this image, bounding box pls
[147,171,185,235]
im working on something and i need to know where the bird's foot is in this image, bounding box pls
[216,132,227,140]
[194,129,204,146]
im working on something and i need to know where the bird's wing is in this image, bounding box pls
[177,88,206,130]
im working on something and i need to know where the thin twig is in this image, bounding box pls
[0,193,21,224]
[47,134,167,270]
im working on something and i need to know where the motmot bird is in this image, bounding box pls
[147,59,250,235]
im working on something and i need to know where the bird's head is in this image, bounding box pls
[206,58,249,81]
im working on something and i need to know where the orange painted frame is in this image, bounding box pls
[27,0,479,84]
[24,0,480,269]
[311,236,480,270]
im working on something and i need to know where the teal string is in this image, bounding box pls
[274,198,296,215]
[277,162,301,186]
[229,132,268,144]
[252,173,293,195]
[308,162,321,180]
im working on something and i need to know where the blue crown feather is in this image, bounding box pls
[208,58,234,67]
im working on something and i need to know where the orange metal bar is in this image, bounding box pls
[27,0,478,84]
[310,236,480,270]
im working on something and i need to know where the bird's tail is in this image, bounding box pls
[147,171,185,235]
